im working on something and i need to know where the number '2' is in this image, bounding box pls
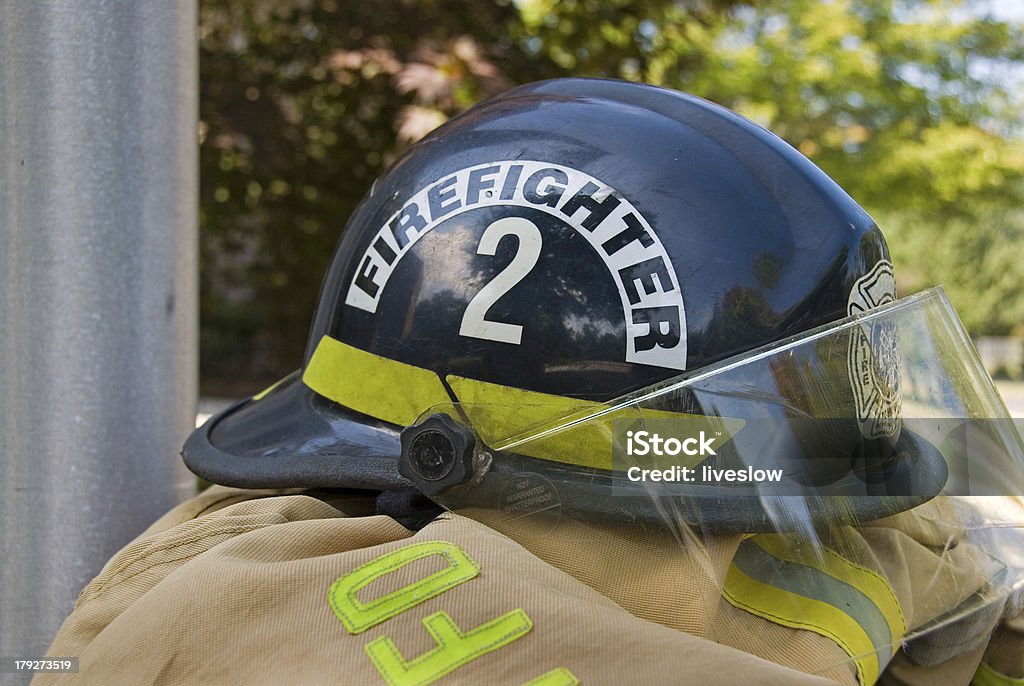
[459,217,542,345]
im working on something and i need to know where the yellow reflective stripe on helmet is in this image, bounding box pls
[724,537,905,686]
[445,375,612,469]
[303,335,452,428]
[303,335,617,468]
[973,662,1024,686]
[302,335,743,469]
[252,375,288,401]
[447,375,743,469]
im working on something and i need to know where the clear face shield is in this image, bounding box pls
[399,288,1024,682]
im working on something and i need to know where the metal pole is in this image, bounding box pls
[0,0,197,674]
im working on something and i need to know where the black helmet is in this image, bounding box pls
[185,78,1016,532]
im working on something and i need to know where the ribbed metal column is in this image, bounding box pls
[0,1,198,676]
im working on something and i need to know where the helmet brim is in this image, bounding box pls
[183,372,411,491]
[183,372,947,531]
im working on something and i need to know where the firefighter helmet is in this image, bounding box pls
[184,79,1019,533]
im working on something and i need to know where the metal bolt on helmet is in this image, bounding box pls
[399,414,477,496]
[184,78,1024,534]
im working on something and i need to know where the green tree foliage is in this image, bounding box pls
[656,1,1024,334]
[199,0,529,387]
[199,0,1024,389]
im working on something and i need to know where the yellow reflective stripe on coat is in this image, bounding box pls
[974,661,1024,686]
[723,536,906,686]
[751,534,906,648]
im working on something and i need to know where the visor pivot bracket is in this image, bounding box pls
[399,413,476,496]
